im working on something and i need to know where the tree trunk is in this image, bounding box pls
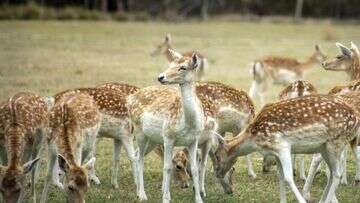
[294,0,304,21]
[201,0,209,20]
[101,0,108,12]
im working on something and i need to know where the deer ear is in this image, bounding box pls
[23,157,40,174]
[336,42,352,58]
[165,33,171,43]
[168,49,182,61]
[83,157,96,171]
[351,41,359,55]
[58,155,70,173]
[191,53,200,69]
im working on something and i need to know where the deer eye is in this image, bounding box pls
[68,186,75,192]
[176,165,183,170]
[336,55,343,59]
[178,66,186,71]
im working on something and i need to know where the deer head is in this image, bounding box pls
[322,42,359,71]
[0,157,39,203]
[172,149,190,189]
[212,134,238,179]
[158,49,200,85]
[150,33,172,57]
[58,155,95,203]
[278,80,318,100]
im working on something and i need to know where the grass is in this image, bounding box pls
[1,20,360,202]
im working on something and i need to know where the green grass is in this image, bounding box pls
[1,20,360,202]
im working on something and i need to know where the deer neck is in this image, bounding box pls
[298,55,317,70]
[227,131,257,159]
[179,82,203,130]
[6,126,25,169]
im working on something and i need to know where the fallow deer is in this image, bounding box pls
[328,80,360,95]
[322,42,360,81]
[40,93,100,203]
[249,45,326,106]
[128,50,218,203]
[262,80,317,176]
[50,82,140,189]
[150,34,208,80]
[213,95,360,203]
[0,92,47,203]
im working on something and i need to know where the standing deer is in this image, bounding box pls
[213,95,360,203]
[249,45,326,106]
[0,92,47,203]
[51,82,140,189]
[262,80,318,181]
[150,34,208,80]
[127,50,217,203]
[322,42,360,81]
[40,93,100,203]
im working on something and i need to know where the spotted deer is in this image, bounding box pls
[322,42,360,81]
[213,95,360,203]
[0,92,47,203]
[328,80,360,95]
[249,45,326,106]
[128,50,219,203]
[150,33,208,80]
[40,93,101,203]
[50,82,140,189]
[262,80,318,180]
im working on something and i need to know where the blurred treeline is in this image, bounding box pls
[1,0,360,20]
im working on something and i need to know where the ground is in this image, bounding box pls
[0,20,360,202]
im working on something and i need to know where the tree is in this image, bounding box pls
[201,0,209,20]
[294,0,304,21]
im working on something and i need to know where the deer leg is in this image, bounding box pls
[303,153,322,201]
[40,141,62,203]
[355,146,360,185]
[136,134,151,201]
[262,154,275,173]
[29,129,44,203]
[199,141,211,198]
[188,140,203,203]
[111,139,122,189]
[84,125,101,185]
[277,148,306,203]
[298,154,306,180]
[275,160,286,203]
[162,136,174,203]
[122,135,139,190]
[246,154,256,178]
[340,147,348,185]
[319,148,341,203]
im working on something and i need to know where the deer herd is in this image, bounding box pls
[0,34,360,203]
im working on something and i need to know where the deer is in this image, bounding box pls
[302,89,360,201]
[49,82,140,190]
[0,92,47,203]
[322,42,360,81]
[40,93,101,203]
[154,80,257,193]
[262,80,318,181]
[328,80,360,95]
[150,33,208,80]
[249,45,326,106]
[127,50,220,203]
[213,94,360,203]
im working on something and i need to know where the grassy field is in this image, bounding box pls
[1,20,360,202]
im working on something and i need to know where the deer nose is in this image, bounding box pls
[321,61,327,67]
[158,75,165,82]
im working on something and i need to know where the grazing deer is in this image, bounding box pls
[40,93,100,203]
[51,82,140,189]
[249,45,326,106]
[322,42,360,81]
[0,92,47,203]
[262,80,318,181]
[213,95,360,203]
[303,91,360,200]
[128,50,217,203]
[150,34,208,80]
